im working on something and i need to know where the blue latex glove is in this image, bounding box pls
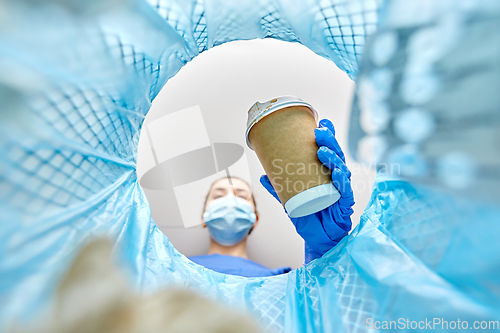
[260,119,354,264]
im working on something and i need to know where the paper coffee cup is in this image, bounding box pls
[246,96,341,218]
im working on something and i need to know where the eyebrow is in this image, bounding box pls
[212,187,250,193]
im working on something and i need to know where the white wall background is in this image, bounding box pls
[137,39,376,270]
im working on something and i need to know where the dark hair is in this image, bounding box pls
[202,176,257,213]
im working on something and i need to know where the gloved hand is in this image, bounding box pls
[260,119,354,264]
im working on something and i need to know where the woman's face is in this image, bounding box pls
[205,178,255,211]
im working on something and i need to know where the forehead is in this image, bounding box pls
[210,178,251,192]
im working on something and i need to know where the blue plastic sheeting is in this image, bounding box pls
[349,0,500,205]
[1,0,499,332]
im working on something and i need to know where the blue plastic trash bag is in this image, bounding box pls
[0,0,499,332]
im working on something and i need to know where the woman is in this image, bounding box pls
[189,176,292,277]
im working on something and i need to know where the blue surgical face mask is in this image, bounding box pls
[203,193,256,247]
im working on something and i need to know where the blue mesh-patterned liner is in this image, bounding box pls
[260,8,300,42]
[1,0,499,332]
[316,0,380,77]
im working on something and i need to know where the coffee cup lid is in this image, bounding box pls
[245,95,318,150]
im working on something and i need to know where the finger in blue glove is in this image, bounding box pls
[330,168,355,209]
[317,146,352,180]
[315,119,346,163]
[259,174,281,203]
